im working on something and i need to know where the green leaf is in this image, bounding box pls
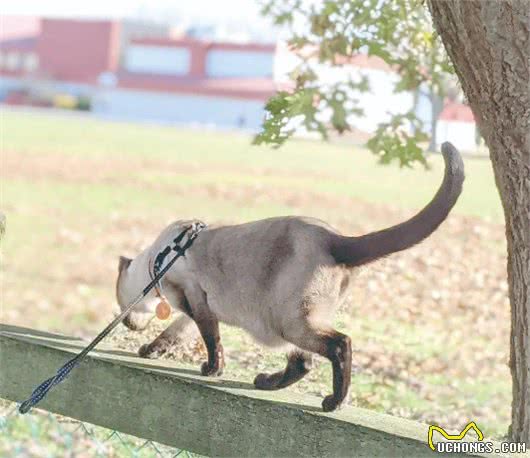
[258,0,454,167]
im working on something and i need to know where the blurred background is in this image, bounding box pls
[1,1,481,152]
[1,1,507,456]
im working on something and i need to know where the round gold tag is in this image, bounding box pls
[155,298,171,320]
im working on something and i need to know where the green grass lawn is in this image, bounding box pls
[1,109,510,450]
[3,110,503,221]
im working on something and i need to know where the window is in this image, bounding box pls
[23,53,39,72]
[125,45,190,75]
[5,52,20,71]
[206,50,273,78]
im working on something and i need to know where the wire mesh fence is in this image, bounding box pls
[0,400,201,458]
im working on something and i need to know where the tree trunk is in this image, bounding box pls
[427,0,530,444]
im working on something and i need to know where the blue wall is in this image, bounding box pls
[93,88,266,129]
[0,76,24,100]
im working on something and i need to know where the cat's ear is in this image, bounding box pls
[118,256,132,272]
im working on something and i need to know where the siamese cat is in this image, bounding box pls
[116,142,464,412]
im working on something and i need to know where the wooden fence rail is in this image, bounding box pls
[0,324,505,457]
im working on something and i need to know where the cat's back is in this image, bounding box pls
[190,216,336,305]
[196,216,336,271]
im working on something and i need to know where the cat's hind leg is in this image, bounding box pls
[282,321,352,412]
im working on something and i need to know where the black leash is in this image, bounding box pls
[19,222,206,414]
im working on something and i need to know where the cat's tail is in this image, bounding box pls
[329,142,464,267]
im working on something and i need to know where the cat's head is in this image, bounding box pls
[115,255,155,331]
[115,219,206,330]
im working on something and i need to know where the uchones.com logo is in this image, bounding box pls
[428,421,527,454]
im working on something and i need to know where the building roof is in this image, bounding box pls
[334,53,394,72]
[0,15,40,41]
[439,101,475,123]
[116,72,287,100]
[278,42,395,72]
[131,37,276,52]
[0,36,38,51]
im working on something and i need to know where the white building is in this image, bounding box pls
[274,42,478,152]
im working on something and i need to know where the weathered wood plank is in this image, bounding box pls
[0,324,491,457]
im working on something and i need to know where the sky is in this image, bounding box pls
[2,0,268,24]
[2,0,279,42]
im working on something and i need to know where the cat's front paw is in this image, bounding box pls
[138,342,167,359]
[321,394,344,412]
[200,361,224,377]
[253,372,282,390]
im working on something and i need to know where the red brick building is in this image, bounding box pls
[0,16,279,128]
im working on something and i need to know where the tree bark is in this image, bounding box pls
[427,0,530,444]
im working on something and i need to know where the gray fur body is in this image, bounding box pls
[190,217,346,347]
[120,217,347,347]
